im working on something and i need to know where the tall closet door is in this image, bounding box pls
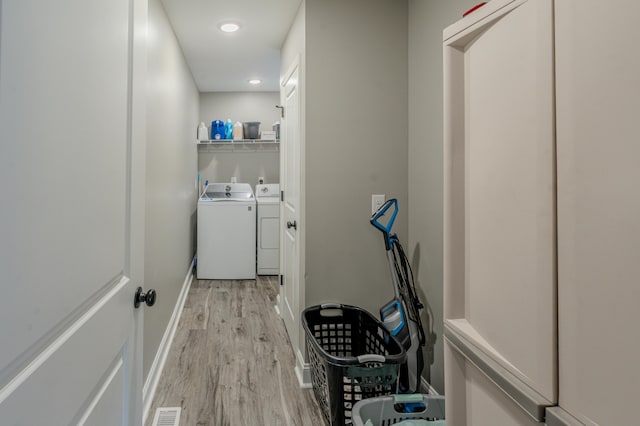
[443,0,556,423]
[555,1,640,424]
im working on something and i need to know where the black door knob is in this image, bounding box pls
[134,287,157,308]
[286,220,297,230]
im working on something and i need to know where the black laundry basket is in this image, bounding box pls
[302,303,407,426]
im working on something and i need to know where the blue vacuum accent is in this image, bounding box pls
[371,198,427,394]
[380,300,405,336]
[370,198,398,251]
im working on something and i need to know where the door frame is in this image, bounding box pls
[128,0,148,423]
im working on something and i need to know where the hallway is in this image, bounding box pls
[147,277,324,425]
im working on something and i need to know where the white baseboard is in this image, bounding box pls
[142,258,194,424]
[421,376,439,395]
[294,348,312,389]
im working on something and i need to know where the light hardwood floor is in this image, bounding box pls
[146,276,325,426]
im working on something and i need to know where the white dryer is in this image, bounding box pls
[255,184,280,275]
[197,183,256,279]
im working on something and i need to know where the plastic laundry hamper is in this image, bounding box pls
[302,303,407,426]
[351,393,445,426]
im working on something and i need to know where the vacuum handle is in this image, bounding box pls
[370,198,398,251]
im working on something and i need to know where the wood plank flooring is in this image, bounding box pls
[146,276,325,426]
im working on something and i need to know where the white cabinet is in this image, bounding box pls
[444,0,639,424]
[555,1,640,424]
[444,0,555,423]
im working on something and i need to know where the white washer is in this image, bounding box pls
[255,184,280,275]
[197,183,256,279]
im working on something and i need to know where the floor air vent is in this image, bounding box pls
[151,407,181,426]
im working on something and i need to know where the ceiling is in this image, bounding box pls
[160,0,302,92]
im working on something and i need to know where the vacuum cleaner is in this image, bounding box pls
[370,198,426,393]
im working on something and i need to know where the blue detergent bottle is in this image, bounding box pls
[211,120,225,140]
[224,119,233,139]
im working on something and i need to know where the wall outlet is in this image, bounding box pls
[372,194,385,214]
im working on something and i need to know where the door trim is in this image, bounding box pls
[125,0,148,423]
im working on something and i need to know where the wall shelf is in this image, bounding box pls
[197,139,279,144]
[196,139,280,153]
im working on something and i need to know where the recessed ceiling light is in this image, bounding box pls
[219,22,240,33]
[248,79,262,85]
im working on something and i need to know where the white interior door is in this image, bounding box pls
[443,0,555,423]
[0,0,146,424]
[280,61,301,355]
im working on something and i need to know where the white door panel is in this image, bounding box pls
[280,61,301,351]
[283,228,297,326]
[445,340,544,426]
[0,0,130,373]
[0,278,133,424]
[78,358,126,426]
[443,0,556,418]
[0,0,145,423]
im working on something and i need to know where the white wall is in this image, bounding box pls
[304,0,408,316]
[144,0,199,379]
[199,92,281,137]
[198,92,280,185]
[408,0,474,394]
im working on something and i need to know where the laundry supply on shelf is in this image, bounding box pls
[233,121,243,140]
[224,119,233,139]
[197,122,208,141]
[211,120,225,140]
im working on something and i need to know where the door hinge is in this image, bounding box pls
[280,275,284,286]
[281,190,284,202]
